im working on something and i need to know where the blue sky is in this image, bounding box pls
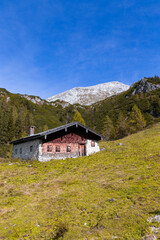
[0,0,160,99]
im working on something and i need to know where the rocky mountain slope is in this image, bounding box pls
[47,81,130,105]
[132,78,160,95]
[80,77,160,133]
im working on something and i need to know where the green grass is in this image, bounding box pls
[0,124,160,239]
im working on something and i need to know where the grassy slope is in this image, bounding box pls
[0,124,160,239]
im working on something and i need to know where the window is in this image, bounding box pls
[91,141,95,147]
[47,145,52,152]
[15,149,17,154]
[30,146,33,152]
[56,145,60,152]
[20,148,22,154]
[66,146,71,152]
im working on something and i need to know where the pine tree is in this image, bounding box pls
[14,118,23,139]
[12,106,18,124]
[0,105,8,144]
[102,115,116,140]
[43,124,48,131]
[72,111,85,125]
[128,105,146,133]
[25,113,33,135]
[0,108,4,144]
[116,112,128,139]
[7,110,15,142]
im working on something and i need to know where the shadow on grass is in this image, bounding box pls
[149,210,160,215]
[53,223,68,240]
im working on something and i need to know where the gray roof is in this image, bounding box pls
[10,121,103,144]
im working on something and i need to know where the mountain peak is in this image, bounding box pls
[47,81,130,106]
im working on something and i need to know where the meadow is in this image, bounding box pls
[0,123,160,239]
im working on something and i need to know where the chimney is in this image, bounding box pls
[29,126,35,136]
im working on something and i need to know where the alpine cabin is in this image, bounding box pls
[10,122,103,161]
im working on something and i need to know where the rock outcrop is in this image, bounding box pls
[132,78,160,95]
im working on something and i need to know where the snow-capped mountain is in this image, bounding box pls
[47,81,130,106]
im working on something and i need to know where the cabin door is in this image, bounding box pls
[79,144,86,156]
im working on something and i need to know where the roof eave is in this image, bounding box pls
[10,134,41,145]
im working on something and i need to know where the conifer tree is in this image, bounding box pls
[25,113,33,135]
[128,105,146,133]
[0,106,8,144]
[0,109,4,144]
[72,111,85,125]
[43,124,49,131]
[102,115,116,140]
[21,131,28,138]
[7,111,14,142]
[14,118,23,139]
[116,112,128,138]
[12,106,18,124]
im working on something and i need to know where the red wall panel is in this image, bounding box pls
[42,132,86,154]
